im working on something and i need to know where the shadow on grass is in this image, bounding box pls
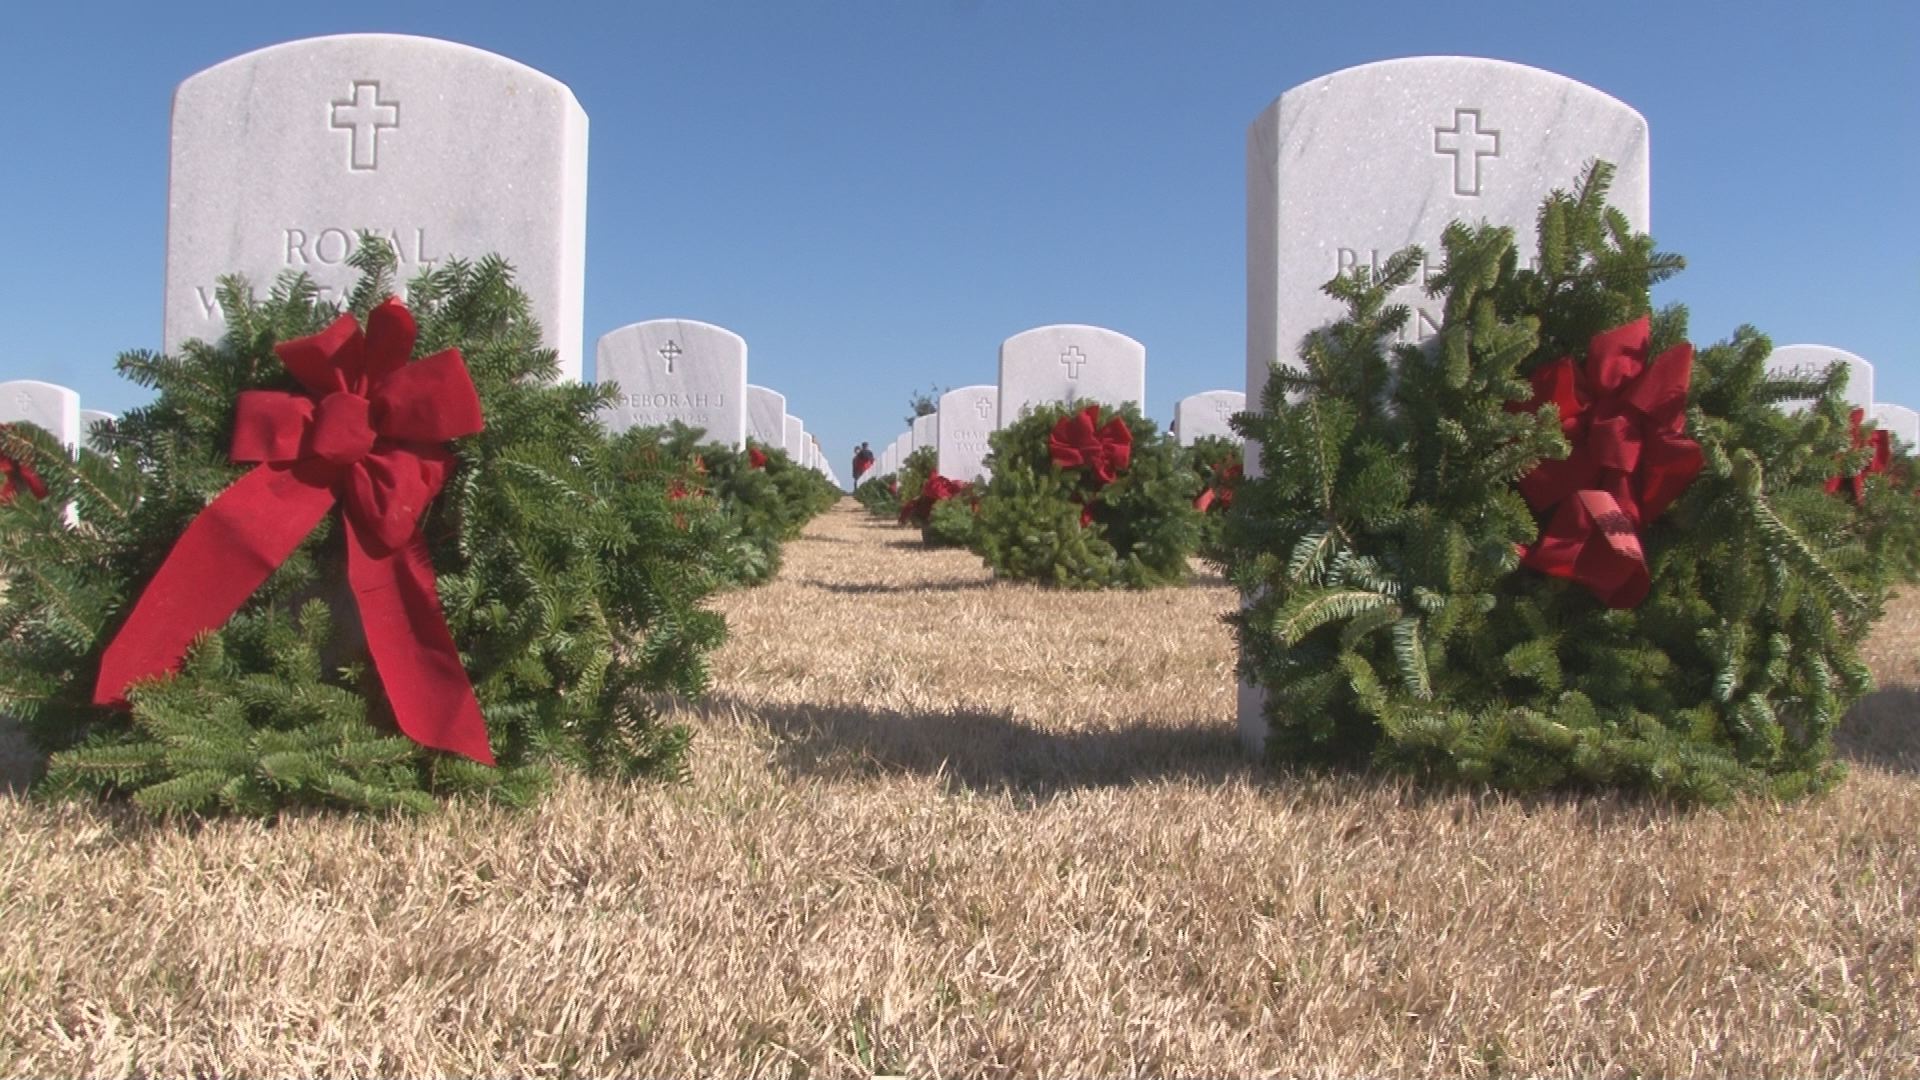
[800,579,998,595]
[697,694,1252,798]
[0,718,44,797]
[1836,685,1920,776]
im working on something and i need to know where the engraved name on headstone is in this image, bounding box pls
[166,34,589,379]
[595,319,747,447]
[938,385,999,483]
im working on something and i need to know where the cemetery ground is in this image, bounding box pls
[2,501,1918,1077]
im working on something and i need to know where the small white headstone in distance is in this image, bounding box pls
[912,412,938,453]
[1764,345,1873,413]
[1175,390,1246,446]
[938,385,999,483]
[893,432,912,469]
[783,415,806,461]
[1242,57,1652,757]
[0,381,82,454]
[166,34,590,380]
[79,409,118,452]
[998,324,1145,427]
[746,385,786,448]
[1870,404,1919,450]
[881,444,897,476]
[595,319,747,447]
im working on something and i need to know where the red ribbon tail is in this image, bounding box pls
[1194,487,1216,512]
[95,464,337,706]
[346,523,494,765]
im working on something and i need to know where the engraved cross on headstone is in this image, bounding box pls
[659,340,683,373]
[1060,346,1088,379]
[1215,401,1235,421]
[1433,108,1500,197]
[974,397,993,420]
[330,81,399,172]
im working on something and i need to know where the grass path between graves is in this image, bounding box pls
[3,499,1918,1078]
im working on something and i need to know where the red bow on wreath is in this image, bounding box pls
[899,472,968,526]
[94,299,496,764]
[1195,460,1242,513]
[1824,408,1890,503]
[0,428,48,504]
[1049,405,1132,525]
[1511,317,1702,609]
[748,446,768,470]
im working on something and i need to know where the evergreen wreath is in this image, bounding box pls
[1186,434,1243,552]
[854,474,900,519]
[973,401,1200,588]
[1222,164,1906,804]
[892,446,938,523]
[0,243,728,816]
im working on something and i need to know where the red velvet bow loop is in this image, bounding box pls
[1824,408,1891,503]
[1049,406,1133,486]
[1515,317,1701,528]
[748,447,768,470]
[0,428,48,505]
[1521,490,1650,608]
[1512,318,1702,609]
[94,299,495,764]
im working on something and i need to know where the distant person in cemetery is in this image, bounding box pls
[853,442,875,478]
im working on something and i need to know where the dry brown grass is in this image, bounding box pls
[3,501,1917,1078]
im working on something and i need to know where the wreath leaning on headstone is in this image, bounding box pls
[972,401,1200,588]
[0,241,730,817]
[1220,163,1912,805]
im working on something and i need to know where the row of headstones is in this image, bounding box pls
[596,318,836,484]
[856,324,1250,485]
[0,381,115,455]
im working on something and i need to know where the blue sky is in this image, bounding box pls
[4,1,1915,484]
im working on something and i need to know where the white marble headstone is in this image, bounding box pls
[595,319,746,447]
[0,381,82,454]
[911,412,939,453]
[893,432,913,469]
[998,325,1145,427]
[783,415,805,461]
[1870,404,1918,450]
[1764,345,1873,413]
[880,444,897,476]
[78,409,118,452]
[746,385,786,448]
[166,34,589,380]
[1175,390,1246,446]
[1242,57,1651,756]
[937,385,999,483]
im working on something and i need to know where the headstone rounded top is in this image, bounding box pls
[180,34,578,101]
[1002,324,1144,353]
[1272,56,1643,118]
[600,318,746,353]
[1765,345,1874,412]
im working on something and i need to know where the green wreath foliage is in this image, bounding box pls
[893,446,938,519]
[973,401,1200,588]
[854,473,899,518]
[1186,434,1243,553]
[1221,163,1904,804]
[0,243,729,816]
